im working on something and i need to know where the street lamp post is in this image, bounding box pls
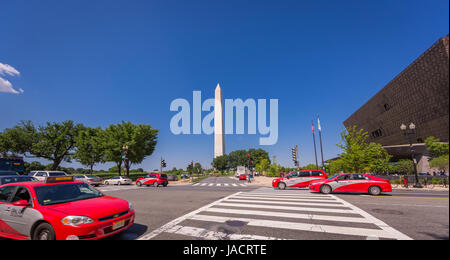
[122,145,129,176]
[400,123,422,188]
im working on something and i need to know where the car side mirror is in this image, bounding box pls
[13,200,30,207]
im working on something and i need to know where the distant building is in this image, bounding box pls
[344,35,449,173]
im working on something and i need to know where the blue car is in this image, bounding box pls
[0,175,38,185]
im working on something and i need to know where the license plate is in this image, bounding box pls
[112,220,125,230]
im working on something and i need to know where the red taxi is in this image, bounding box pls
[273,170,328,190]
[136,173,168,187]
[0,176,135,240]
[309,173,392,196]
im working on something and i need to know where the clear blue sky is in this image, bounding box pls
[1,0,449,171]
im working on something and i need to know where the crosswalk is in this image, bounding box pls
[139,188,412,240]
[192,183,249,187]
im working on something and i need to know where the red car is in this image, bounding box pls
[239,174,247,181]
[309,173,392,196]
[136,173,168,187]
[0,176,135,240]
[272,170,328,190]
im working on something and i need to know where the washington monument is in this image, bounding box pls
[214,84,225,158]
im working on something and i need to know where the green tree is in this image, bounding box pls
[27,121,83,170]
[391,159,414,174]
[429,155,449,172]
[103,122,158,177]
[425,137,449,173]
[302,164,319,171]
[212,155,229,173]
[255,158,270,175]
[335,126,392,173]
[74,127,105,173]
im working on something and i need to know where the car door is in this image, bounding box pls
[332,174,352,192]
[348,174,371,192]
[0,186,17,234]
[3,186,42,239]
[285,172,299,187]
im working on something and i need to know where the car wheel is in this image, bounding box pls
[137,181,142,187]
[278,182,286,190]
[320,185,332,194]
[105,181,109,185]
[153,182,159,187]
[368,186,381,196]
[33,223,55,240]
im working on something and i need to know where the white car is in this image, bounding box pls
[104,176,133,185]
[28,171,69,182]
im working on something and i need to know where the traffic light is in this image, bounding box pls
[161,159,167,168]
[292,145,299,167]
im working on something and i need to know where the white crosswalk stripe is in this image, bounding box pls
[191,183,248,188]
[139,189,412,240]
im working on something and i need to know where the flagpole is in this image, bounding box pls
[317,115,325,171]
[312,120,319,170]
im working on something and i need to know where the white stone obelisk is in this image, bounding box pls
[214,84,225,158]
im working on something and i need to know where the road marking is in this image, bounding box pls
[204,208,371,223]
[165,225,285,240]
[232,184,238,187]
[217,202,355,214]
[216,184,222,187]
[225,199,347,208]
[331,195,412,240]
[231,195,337,202]
[224,184,229,187]
[138,192,242,240]
[192,183,200,186]
[245,192,332,198]
[208,183,214,186]
[201,183,207,186]
[141,190,412,240]
[190,214,402,240]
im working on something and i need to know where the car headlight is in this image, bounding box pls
[129,202,134,211]
[61,216,94,226]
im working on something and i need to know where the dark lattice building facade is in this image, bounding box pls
[344,35,449,173]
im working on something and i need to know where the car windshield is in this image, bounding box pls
[86,175,97,178]
[34,183,103,206]
[0,171,18,176]
[48,172,67,177]
[1,176,37,184]
[328,175,337,180]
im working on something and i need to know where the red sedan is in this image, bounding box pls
[0,176,135,240]
[309,173,392,196]
[136,173,168,187]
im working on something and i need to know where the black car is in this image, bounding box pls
[0,175,38,185]
[0,171,19,177]
[167,174,178,181]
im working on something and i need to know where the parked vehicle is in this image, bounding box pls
[239,174,247,181]
[0,171,19,177]
[309,173,392,196]
[0,176,38,185]
[136,173,168,187]
[167,175,178,181]
[273,170,328,190]
[104,176,133,186]
[73,175,103,187]
[28,171,69,182]
[180,173,190,179]
[0,176,135,240]
[0,157,25,175]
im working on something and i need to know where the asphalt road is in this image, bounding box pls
[101,178,448,240]
[1,178,447,240]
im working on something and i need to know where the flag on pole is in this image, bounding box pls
[317,117,322,132]
[312,123,315,134]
